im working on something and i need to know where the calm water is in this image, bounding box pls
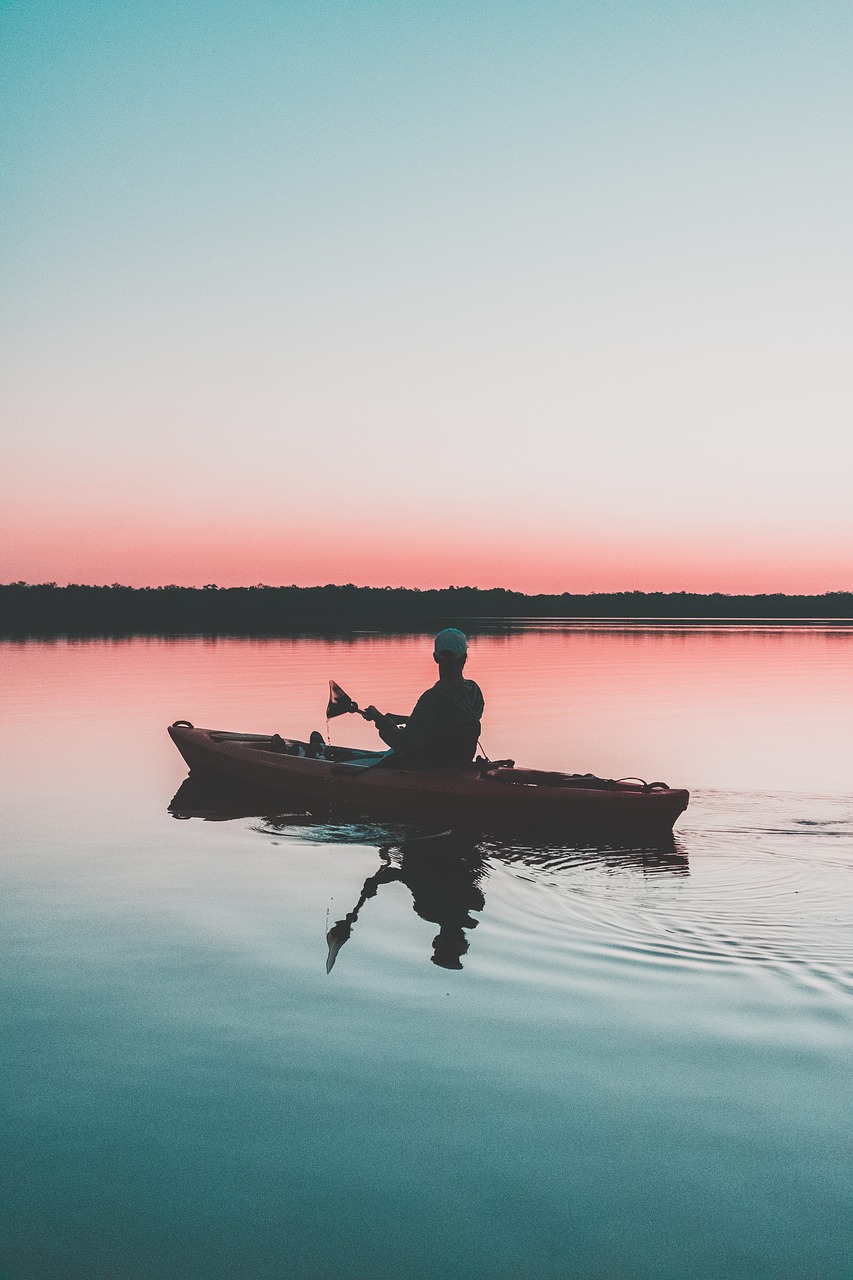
[2,628,852,1280]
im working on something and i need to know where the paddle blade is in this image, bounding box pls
[326,919,353,972]
[327,680,358,719]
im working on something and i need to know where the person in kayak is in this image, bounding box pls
[362,628,484,770]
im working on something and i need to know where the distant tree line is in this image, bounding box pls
[1,582,851,638]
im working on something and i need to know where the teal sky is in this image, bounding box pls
[2,0,851,590]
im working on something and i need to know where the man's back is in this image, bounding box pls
[374,676,484,769]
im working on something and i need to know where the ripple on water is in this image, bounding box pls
[475,789,853,1000]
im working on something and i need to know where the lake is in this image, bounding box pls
[2,626,851,1280]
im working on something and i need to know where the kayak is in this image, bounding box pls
[168,721,690,835]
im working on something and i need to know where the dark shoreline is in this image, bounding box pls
[2,582,852,639]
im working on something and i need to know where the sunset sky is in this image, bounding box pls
[2,0,851,593]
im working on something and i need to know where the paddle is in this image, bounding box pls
[326,680,407,724]
[326,680,364,719]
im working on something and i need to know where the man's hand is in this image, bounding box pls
[363,707,407,725]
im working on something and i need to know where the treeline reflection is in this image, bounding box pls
[4,581,853,637]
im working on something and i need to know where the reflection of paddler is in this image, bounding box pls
[326,831,486,971]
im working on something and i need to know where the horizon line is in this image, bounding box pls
[4,582,853,600]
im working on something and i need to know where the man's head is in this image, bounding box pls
[433,628,468,673]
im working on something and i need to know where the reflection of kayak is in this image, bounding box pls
[168,721,689,834]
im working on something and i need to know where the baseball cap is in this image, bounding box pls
[433,628,468,658]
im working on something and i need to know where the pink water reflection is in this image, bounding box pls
[2,627,852,796]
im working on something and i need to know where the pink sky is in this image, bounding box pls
[3,500,850,593]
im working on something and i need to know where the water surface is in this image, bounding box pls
[2,629,851,1279]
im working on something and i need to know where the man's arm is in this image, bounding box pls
[364,690,438,756]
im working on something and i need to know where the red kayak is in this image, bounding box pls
[168,721,689,836]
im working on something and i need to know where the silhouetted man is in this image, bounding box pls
[363,628,484,770]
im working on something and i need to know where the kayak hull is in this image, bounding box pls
[168,723,690,836]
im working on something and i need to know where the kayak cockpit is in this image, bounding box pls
[211,733,389,768]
